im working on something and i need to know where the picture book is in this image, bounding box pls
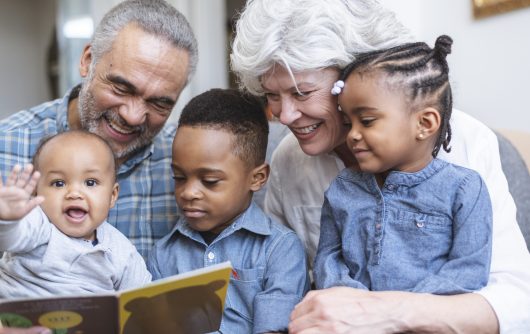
[0,261,232,334]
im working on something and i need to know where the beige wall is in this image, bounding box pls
[381,0,530,133]
[0,0,56,118]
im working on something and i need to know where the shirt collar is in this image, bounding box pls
[344,158,448,187]
[56,85,80,132]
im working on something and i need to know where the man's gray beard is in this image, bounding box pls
[77,83,156,160]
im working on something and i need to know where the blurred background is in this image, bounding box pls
[1,0,529,132]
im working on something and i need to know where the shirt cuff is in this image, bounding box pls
[253,294,300,333]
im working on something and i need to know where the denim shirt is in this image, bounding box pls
[314,158,492,294]
[148,202,309,334]
[0,86,178,259]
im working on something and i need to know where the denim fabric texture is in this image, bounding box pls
[0,86,178,259]
[148,202,309,334]
[314,158,492,294]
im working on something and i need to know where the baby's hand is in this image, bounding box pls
[0,164,44,221]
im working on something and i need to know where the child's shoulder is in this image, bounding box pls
[439,159,485,181]
[436,159,487,193]
[248,202,301,240]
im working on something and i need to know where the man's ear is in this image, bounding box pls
[416,107,441,141]
[249,163,270,192]
[79,44,93,78]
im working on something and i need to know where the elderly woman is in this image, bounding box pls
[231,0,530,333]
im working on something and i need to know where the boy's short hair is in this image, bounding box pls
[32,130,118,179]
[178,88,269,168]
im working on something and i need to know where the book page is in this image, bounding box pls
[118,262,232,334]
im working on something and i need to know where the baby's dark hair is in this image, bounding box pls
[340,35,453,157]
[32,130,118,180]
[178,88,269,168]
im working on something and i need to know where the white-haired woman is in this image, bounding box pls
[231,0,530,333]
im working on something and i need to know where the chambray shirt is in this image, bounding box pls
[148,202,309,334]
[0,86,178,259]
[314,158,493,294]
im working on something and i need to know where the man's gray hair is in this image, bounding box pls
[231,0,415,95]
[91,0,198,84]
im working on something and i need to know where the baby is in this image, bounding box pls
[0,130,151,298]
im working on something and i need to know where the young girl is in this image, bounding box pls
[314,35,493,294]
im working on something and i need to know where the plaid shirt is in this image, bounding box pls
[0,86,178,259]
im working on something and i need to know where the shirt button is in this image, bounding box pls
[375,223,381,229]
[207,252,215,260]
[415,220,425,228]
[385,184,395,191]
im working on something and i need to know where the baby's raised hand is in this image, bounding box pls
[0,164,44,221]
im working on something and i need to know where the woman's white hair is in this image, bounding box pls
[230,0,415,95]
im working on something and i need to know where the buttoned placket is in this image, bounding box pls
[372,182,398,265]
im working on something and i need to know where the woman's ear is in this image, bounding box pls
[250,163,270,192]
[79,44,93,78]
[416,107,441,140]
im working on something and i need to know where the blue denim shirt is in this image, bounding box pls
[314,158,492,294]
[148,202,309,334]
[0,86,178,259]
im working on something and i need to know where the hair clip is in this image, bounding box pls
[331,80,345,95]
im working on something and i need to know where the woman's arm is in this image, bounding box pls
[289,287,498,334]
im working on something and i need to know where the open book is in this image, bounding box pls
[0,261,232,334]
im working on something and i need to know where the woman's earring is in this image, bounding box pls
[418,132,425,139]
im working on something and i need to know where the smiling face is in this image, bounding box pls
[75,23,190,163]
[340,71,433,176]
[261,66,349,156]
[171,126,258,234]
[35,133,119,241]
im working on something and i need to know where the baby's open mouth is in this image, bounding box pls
[65,207,88,222]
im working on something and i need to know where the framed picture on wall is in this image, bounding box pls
[473,0,530,18]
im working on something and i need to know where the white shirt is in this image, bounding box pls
[264,109,530,333]
[0,206,152,298]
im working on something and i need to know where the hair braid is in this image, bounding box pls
[340,35,454,157]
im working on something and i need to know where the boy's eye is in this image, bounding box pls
[85,179,97,187]
[172,175,185,183]
[51,180,65,187]
[202,179,220,186]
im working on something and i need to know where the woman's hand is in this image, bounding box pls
[288,287,407,334]
[288,287,498,334]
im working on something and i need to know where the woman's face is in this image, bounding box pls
[261,66,349,156]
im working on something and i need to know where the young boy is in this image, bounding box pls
[148,88,309,333]
[0,131,151,298]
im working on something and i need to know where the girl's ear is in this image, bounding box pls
[416,107,441,140]
[249,163,270,192]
